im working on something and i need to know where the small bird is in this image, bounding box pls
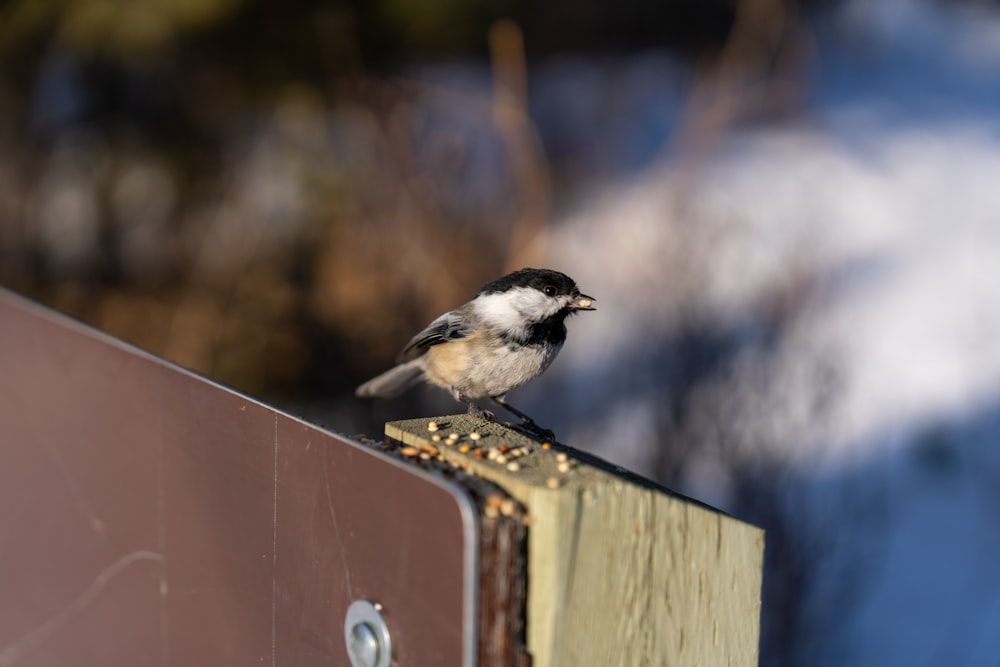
[356,268,595,436]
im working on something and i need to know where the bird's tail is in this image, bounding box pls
[355,359,425,399]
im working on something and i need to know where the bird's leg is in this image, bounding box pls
[451,387,496,421]
[491,395,555,440]
[490,395,536,425]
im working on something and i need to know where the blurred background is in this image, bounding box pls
[4,0,1000,663]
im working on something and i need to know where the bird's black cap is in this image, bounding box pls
[478,268,580,297]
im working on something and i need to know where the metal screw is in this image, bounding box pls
[347,621,379,666]
[344,600,391,667]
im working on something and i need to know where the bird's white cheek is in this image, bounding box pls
[475,292,524,329]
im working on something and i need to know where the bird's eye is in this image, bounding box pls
[543,285,557,297]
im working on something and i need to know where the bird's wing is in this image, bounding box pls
[397,308,472,362]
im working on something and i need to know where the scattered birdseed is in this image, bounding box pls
[555,452,568,463]
[484,505,499,519]
[542,443,552,449]
[427,421,439,432]
[431,434,442,442]
[557,461,571,474]
[506,462,520,472]
[459,444,472,453]
[498,444,510,453]
[469,432,481,441]
[487,449,498,460]
[401,446,419,457]
[486,495,503,509]
[448,432,460,440]
[500,499,516,516]
[546,476,560,489]
[419,452,431,460]
[496,455,508,465]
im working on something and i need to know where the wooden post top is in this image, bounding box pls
[386,414,765,667]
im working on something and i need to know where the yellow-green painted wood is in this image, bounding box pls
[386,415,764,667]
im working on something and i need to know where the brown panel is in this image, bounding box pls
[0,288,475,666]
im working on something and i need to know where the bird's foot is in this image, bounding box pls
[504,420,555,442]
[467,405,497,422]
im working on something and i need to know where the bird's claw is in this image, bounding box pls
[468,405,497,422]
[504,420,555,442]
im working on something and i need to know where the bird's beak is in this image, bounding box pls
[572,293,596,311]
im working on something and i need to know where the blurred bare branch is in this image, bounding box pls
[489,19,551,271]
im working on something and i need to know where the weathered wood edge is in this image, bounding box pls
[358,434,531,665]
[384,414,765,667]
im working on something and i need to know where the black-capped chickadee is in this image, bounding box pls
[356,268,595,436]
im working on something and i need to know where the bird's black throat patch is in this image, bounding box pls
[503,314,569,347]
